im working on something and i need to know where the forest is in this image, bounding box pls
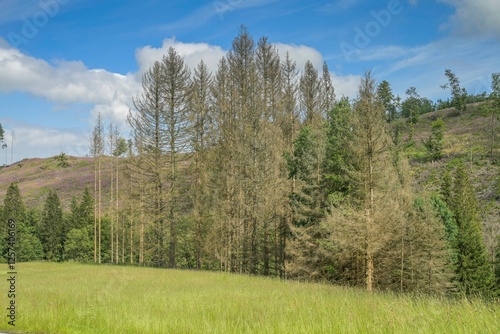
[1,27,499,297]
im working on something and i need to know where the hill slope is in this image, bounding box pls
[0,155,114,211]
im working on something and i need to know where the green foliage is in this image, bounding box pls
[377,80,397,122]
[39,190,65,261]
[323,97,352,206]
[65,227,93,262]
[2,183,26,258]
[423,118,445,161]
[287,126,326,226]
[113,137,127,157]
[450,163,495,297]
[17,227,44,261]
[54,152,70,168]
[0,122,4,143]
[443,69,468,113]
[68,187,94,230]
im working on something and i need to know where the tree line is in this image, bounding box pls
[1,27,499,297]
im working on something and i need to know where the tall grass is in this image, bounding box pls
[3,263,499,333]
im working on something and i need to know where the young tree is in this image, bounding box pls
[2,183,26,258]
[443,69,468,114]
[402,87,420,141]
[377,80,397,122]
[450,163,495,297]
[424,118,445,161]
[39,190,64,262]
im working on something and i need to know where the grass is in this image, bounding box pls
[2,263,499,334]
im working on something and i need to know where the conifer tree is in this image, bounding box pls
[39,190,64,261]
[2,183,26,258]
[450,163,495,297]
[188,60,213,270]
[129,61,168,268]
[377,80,396,122]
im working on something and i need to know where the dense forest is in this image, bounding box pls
[1,27,499,297]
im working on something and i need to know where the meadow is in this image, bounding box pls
[1,262,499,334]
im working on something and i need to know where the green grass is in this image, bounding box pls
[2,263,499,334]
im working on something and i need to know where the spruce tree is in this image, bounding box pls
[39,190,64,261]
[2,183,26,258]
[451,163,495,297]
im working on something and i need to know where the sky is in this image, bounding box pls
[0,0,499,163]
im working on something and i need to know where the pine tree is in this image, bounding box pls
[450,164,495,297]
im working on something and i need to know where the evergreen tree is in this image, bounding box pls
[450,163,495,297]
[188,60,213,270]
[39,190,65,261]
[2,183,26,258]
[377,80,397,122]
[424,118,445,161]
[322,97,352,207]
[299,61,322,127]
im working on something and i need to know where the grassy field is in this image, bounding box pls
[1,263,498,333]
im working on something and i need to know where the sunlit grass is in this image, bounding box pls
[2,262,499,333]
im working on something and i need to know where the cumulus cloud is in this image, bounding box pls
[439,0,500,38]
[331,73,361,98]
[0,123,89,163]
[135,38,227,75]
[273,43,324,71]
[0,40,140,126]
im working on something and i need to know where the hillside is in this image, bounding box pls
[0,155,114,211]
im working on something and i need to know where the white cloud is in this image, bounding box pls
[331,73,362,98]
[0,123,88,163]
[0,41,140,126]
[439,0,500,38]
[135,38,227,75]
[273,43,324,71]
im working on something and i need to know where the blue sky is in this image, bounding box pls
[0,0,499,163]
